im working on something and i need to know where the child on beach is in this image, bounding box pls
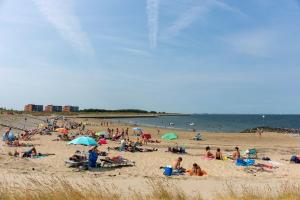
[173,157,185,173]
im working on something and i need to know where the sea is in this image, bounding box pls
[115,114,300,133]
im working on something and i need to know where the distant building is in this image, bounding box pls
[24,104,44,112]
[63,106,79,112]
[44,105,62,112]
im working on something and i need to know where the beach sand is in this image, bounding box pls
[1,113,300,199]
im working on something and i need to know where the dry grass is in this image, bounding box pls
[218,182,300,200]
[0,176,203,200]
[0,176,299,200]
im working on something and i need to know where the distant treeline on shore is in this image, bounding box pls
[79,109,165,114]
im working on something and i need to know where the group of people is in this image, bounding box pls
[205,146,241,160]
[172,157,207,176]
[116,138,158,153]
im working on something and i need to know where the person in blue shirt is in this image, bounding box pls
[2,127,11,142]
[88,146,99,168]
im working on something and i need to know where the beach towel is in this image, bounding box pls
[204,156,214,160]
[236,158,255,166]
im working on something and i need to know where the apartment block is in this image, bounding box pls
[24,104,44,112]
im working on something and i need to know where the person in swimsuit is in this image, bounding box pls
[215,148,223,160]
[205,146,214,159]
[233,146,241,160]
[189,163,207,176]
[173,157,185,173]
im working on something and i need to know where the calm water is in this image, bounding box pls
[116,114,300,133]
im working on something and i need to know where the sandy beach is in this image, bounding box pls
[1,113,300,199]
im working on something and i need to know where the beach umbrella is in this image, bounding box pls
[133,127,142,131]
[161,133,178,140]
[95,131,108,137]
[68,136,98,146]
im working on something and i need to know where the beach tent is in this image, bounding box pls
[133,127,142,131]
[68,136,98,146]
[141,133,152,140]
[161,133,178,140]
[95,131,109,137]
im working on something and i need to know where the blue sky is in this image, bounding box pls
[1,0,300,114]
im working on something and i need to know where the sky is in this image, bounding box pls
[1,0,300,114]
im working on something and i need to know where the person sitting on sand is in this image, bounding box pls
[173,157,185,173]
[205,146,214,159]
[188,163,207,176]
[215,148,223,160]
[232,147,241,160]
[2,127,11,142]
[69,154,86,162]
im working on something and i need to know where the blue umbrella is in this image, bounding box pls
[68,136,98,146]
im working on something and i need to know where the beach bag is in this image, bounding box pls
[290,156,300,163]
[163,166,173,176]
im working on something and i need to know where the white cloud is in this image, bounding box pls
[164,0,245,37]
[146,0,160,48]
[120,47,151,56]
[221,29,275,57]
[166,5,209,37]
[32,0,95,55]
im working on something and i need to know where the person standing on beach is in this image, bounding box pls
[157,128,160,135]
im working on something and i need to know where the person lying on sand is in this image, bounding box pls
[69,154,87,162]
[22,147,55,158]
[187,163,207,176]
[215,148,223,160]
[205,146,214,159]
[167,146,186,154]
[173,157,186,173]
[22,147,37,158]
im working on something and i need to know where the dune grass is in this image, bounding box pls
[0,176,299,200]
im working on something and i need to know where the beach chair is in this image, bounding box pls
[193,133,202,141]
[247,149,258,159]
[100,157,135,168]
[65,160,88,168]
